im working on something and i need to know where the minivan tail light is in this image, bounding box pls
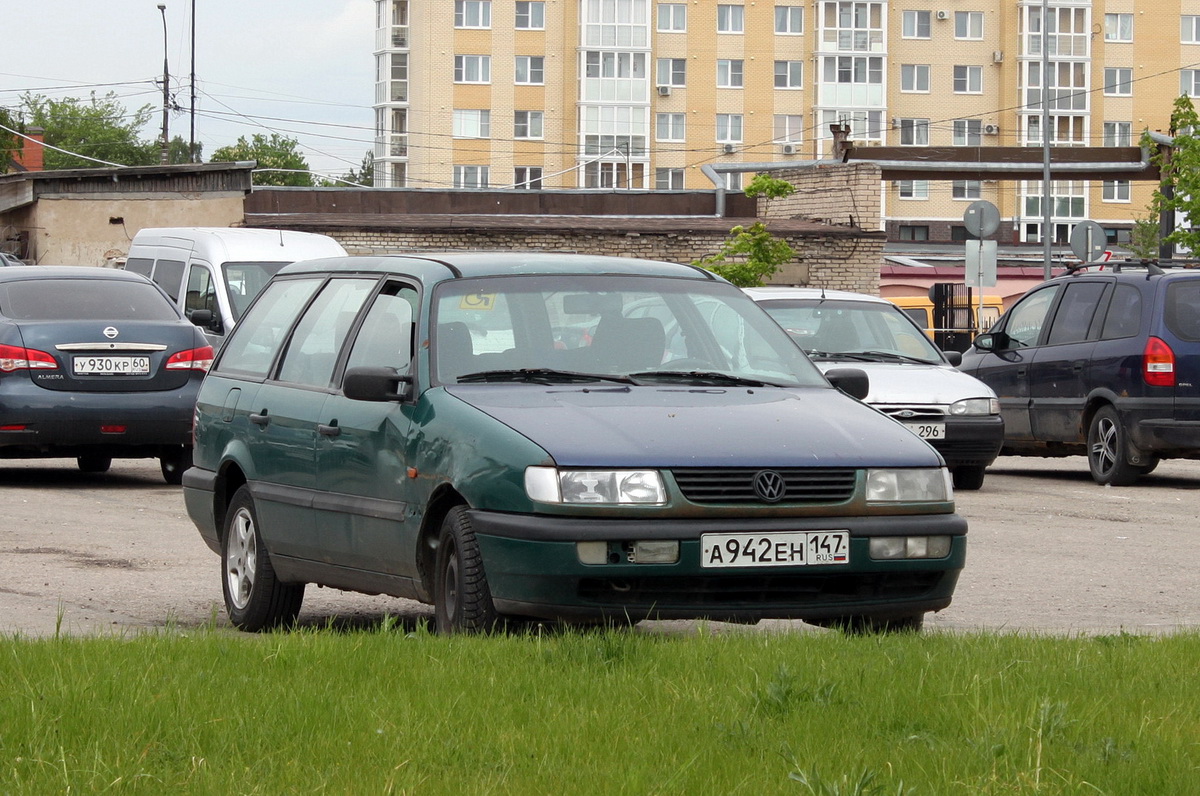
[1143,336,1175,387]
[166,345,215,372]
[0,343,58,372]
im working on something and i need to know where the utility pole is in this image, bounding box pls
[189,0,196,162]
[158,4,170,165]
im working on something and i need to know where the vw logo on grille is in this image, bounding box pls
[103,326,119,339]
[753,470,787,502]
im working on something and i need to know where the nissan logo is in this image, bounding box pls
[103,326,119,339]
[752,470,787,502]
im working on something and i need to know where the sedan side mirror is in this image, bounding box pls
[824,367,870,401]
[972,333,999,352]
[343,366,412,402]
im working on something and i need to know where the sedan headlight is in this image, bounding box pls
[525,467,666,505]
[865,468,952,502]
[949,397,1000,416]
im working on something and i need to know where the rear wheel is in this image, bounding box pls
[77,454,112,473]
[434,506,498,634]
[952,465,986,491]
[221,486,304,631]
[1087,406,1141,486]
[160,446,193,485]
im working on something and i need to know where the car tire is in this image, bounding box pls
[952,465,986,491]
[434,505,498,634]
[76,454,112,473]
[1087,406,1141,486]
[160,446,193,485]
[221,485,304,631]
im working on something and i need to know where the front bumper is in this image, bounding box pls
[923,415,1005,468]
[469,510,967,623]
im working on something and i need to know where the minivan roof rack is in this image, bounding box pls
[1063,258,1200,276]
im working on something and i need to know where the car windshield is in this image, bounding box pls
[432,275,827,387]
[222,261,290,320]
[757,299,944,364]
[0,279,179,321]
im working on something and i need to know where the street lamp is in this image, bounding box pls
[158,3,170,165]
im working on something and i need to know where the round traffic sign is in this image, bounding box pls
[963,200,1000,237]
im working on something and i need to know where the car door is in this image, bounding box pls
[966,283,1062,441]
[314,281,421,577]
[1029,280,1109,442]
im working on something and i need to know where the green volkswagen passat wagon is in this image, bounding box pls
[183,253,967,633]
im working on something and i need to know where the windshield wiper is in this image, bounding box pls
[456,368,635,385]
[629,370,785,387]
[847,350,941,365]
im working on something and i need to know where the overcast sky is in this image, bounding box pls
[0,0,375,179]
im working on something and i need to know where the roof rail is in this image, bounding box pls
[1062,258,1200,276]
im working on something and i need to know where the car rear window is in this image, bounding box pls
[0,279,180,321]
[1165,280,1200,341]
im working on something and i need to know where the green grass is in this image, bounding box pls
[1,624,1197,794]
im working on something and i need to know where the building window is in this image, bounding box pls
[722,172,743,190]
[584,161,643,189]
[898,118,929,146]
[900,64,930,93]
[656,112,686,141]
[717,4,744,33]
[901,10,930,39]
[656,168,684,189]
[822,0,884,52]
[585,51,646,79]
[898,180,928,199]
[454,165,489,188]
[658,3,687,31]
[515,56,545,85]
[953,119,982,146]
[454,55,491,83]
[1104,13,1133,42]
[657,58,687,87]
[953,65,982,94]
[454,0,491,28]
[717,59,744,88]
[716,113,744,142]
[775,6,803,34]
[1185,16,1200,44]
[515,1,545,29]
[1103,180,1131,202]
[1104,67,1133,96]
[1103,121,1132,147]
[826,55,883,85]
[950,226,972,242]
[954,11,982,39]
[899,225,930,241]
[953,180,982,200]
[452,109,491,138]
[514,110,544,139]
[821,109,883,142]
[774,114,804,144]
[1183,70,1200,96]
[514,167,543,189]
[774,61,803,89]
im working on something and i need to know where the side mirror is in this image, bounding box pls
[343,366,412,402]
[972,333,998,352]
[188,309,213,327]
[825,367,869,401]
[941,350,963,367]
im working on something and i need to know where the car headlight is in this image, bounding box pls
[865,468,952,502]
[525,467,666,505]
[949,397,1000,416]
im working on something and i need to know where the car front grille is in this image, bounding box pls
[578,571,945,607]
[929,438,1003,464]
[670,468,857,504]
[877,405,946,420]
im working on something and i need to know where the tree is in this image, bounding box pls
[210,133,314,186]
[693,174,797,287]
[340,150,374,187]
[0,107,20,173]
[1127,215,1161,259]
[21,92,159,169]
[1146,95,1200,256]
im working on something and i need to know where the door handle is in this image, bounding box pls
[1073,361,1085,373]
[318,422,341,437]
[249,410,270,427]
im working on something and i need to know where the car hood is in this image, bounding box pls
[443,384,941,468]
[811,361,994,406]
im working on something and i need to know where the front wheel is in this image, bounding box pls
[434,506,498,634]
[160,446,193,485]
[952,465,986,491]
[1087,406,1141,486]
[221,486,304,631]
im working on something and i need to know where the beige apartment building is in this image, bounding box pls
[373,1,1195,244]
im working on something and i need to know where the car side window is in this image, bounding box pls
[151,259,185,301]
[215,278,323,378]
[1002,285,1060,348]
[277,278,375,387]
[184,264,218,317]
[1045,282,1106,345]
[1100,283,1143,340]
[345,283,418,373]
[124,257,153,277]
[1165,280,1200,341]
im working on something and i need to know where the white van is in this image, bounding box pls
[124,228,347,343]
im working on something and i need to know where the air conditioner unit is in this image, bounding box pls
[936,10,949,20]
[983,124,1000,135]
[722,143,735,154]
[657,85,672,96]
[993,50,1005,63]
[781,143,797,155]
